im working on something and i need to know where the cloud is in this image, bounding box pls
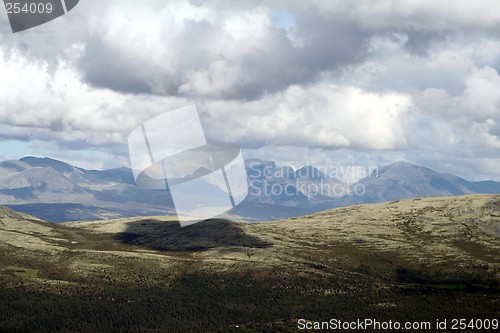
[70,1,370,99]
[0,0,499,181]
[0,48,190,149]
[308,0,500,32]
[202,83,412,150]
[0,44,412,157]
[413,66,500,153]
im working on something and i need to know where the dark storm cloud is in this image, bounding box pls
[78,17,221,95]
[402,30,446,56]
[79,37,154,95]
[75,4,369,100]
[228,12,369,100]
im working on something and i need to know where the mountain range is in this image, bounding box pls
[1,156,499,222]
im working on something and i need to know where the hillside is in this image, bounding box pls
[0,195,499,332]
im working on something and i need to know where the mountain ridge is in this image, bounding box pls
[1,156,499,222]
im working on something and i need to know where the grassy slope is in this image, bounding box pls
[0,195,498,332]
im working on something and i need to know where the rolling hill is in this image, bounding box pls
[0,194,498,332]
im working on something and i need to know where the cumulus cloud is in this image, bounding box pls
[202,84,412,150]
[0,48,190,148]
[0,0,370,99]
[0,0,499,181]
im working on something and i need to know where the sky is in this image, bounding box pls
[0,0,499,182]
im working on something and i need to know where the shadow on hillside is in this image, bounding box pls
[116,218,270,252]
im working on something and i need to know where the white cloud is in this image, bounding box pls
[0,48,189,147]
[0,0,499,181]
[179,60,241,98]
[223,7,271,43]
[202,83,412,150]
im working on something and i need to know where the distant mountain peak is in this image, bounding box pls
[245,159,277,167]
[3,166,74,190]
[294,166,325,180]
[387,161,415,167]
[20,156,75,174]
[0,156,499,223]
[377,161,437,179]
[0,159,31,171]
[21,156,60,163]
[381,161,431,171]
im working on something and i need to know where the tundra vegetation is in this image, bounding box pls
[0,194,498,332]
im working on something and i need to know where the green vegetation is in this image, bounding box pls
[5,266,38,278]
[0,195,498,332]
[0,267,498,333]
